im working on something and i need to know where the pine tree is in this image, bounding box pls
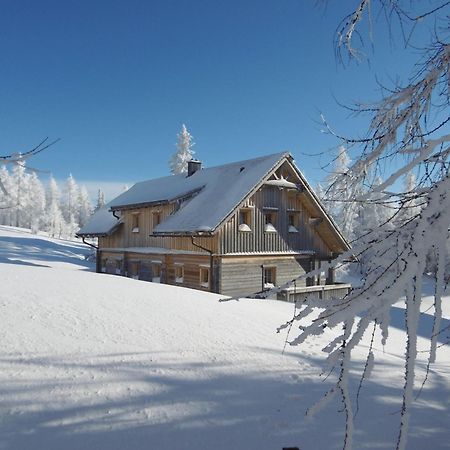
[169,124,195,175]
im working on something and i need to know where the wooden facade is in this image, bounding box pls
[84,154,350,299]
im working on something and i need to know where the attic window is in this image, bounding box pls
[131,213,140,233]
[288,213,299,233]
[153,211,161,227]
[264,212,277,232]
[238,209,252,232]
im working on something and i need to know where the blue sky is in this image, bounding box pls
[0,0,430,200]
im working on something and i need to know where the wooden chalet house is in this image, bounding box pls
[77,152,351,300]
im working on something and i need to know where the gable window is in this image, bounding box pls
[152,262,161,283]
[238,208,252,232]
[153,211,161,227]
[288,213,299,233]
[264,266,276,288]
[174,264,184,283]
[264,212,277,232]
[131,213,140,233]
[199,266,210,288]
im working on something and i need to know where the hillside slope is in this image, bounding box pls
[0,226,448,450]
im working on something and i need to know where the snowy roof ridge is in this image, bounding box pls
[78,152,289,236]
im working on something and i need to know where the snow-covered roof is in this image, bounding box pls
[77,203,121,237]
[79,152,289,236]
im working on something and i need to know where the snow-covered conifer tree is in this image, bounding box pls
[322,146,360,240]
[275,3,450,449]
[0,166,13,225]
[94,189,106,212]
[61,174,79,238]
[45,177,65,238]
[28,173,46,233]
[10,159,30,228]
[62,174,79,222]
[169,124,195,175]
[77,186,92,227]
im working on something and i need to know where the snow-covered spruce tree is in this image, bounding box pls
[0,165,14,225]
[45,176,65,238]
[27,172,46,233]
[322,146,360,240]
[62,174,79,238]
[94,188,106,212]
[77,185,92,228]
[169,124,195,175]
[10,158,30,228]
[278,2,450,450]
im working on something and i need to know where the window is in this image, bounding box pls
[264,266,276,288]
[238,209,252,232]
[129,261,140,279]
[175,264,184,283]
[131,213,140,233]
[152,263,161,283]
[264,212,277,232]
[115,259,122,275]
[288,213,299,233]
[153,211,161,227]
[199,266,210,288]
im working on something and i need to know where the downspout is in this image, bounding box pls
[191,236,215,293]
[80,236,101,273]
[112,210,120,220]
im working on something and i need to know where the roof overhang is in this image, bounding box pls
[76,220,123,238]
[110,186,205,211]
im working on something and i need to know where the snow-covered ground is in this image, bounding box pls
[0,225,448,450]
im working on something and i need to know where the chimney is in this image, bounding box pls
[187,159,202,177]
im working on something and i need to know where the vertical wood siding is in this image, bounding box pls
[100,204,218,253]
[218,186,331,257]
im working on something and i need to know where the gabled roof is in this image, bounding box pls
[77,152,349,252]
[79,152,289,236]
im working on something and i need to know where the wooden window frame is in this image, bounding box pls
[115,259,122,275]
[131,212,140,233]
[288,212,299,233]
[263,266,276,287]
[238,208,252,232]
[129,261,140,279]
[152,262,162,283]
[152,211,161,227]
[174,264,184,283]
[264,211,277,232]
[199,266,210,288]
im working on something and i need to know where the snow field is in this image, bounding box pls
[0,226,448,449]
